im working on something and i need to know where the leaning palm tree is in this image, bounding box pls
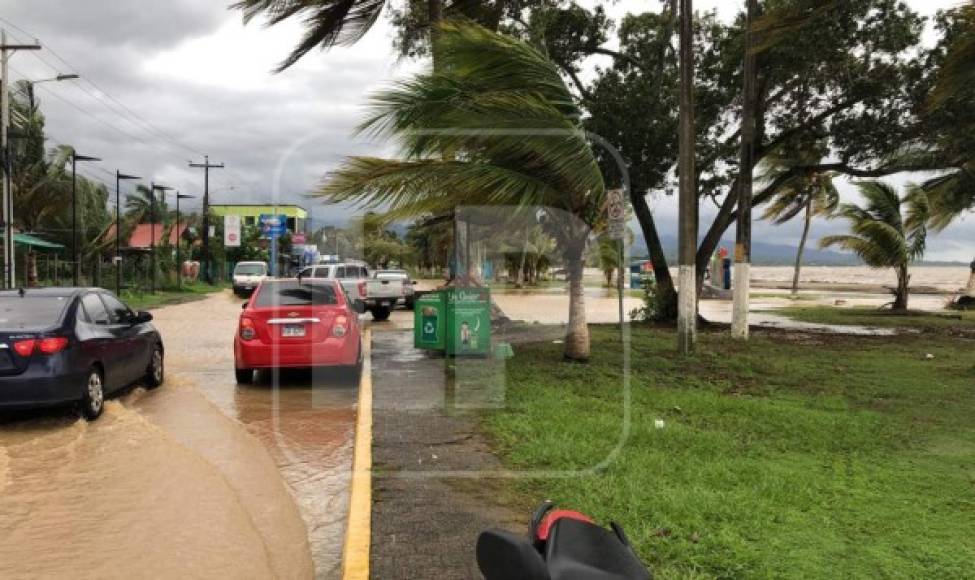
[124,185,169,225]
[234,0,519,71]
[820,182,928,312]
[233,0,394,71]
[319,22,606,361]
[760,145,840,296]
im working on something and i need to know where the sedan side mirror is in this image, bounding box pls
[133,311,153,324]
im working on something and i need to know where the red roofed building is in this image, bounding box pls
[105,223,191,249]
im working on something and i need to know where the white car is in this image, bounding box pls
[232,261,269,296]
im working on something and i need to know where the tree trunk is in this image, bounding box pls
[732,0,759,340]
[677,0,698,354]
[792,198,813,297]
[604,268,613,287]
[516,235,529,287]
[893,264,910,311]
[631,190,677,312]
[563,239,590,362]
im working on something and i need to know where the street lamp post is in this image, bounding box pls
[115,171,140,295]
[148,183,172,294]
[175,192,194,290]
[24,74,79,114]
[71,151,100,287]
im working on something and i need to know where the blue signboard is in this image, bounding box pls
[259,214,288,238]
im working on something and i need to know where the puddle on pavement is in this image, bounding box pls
[0,291,357,580]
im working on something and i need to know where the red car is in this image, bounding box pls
[234,279,363,383]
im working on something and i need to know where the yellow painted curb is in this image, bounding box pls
[342,328,373,580]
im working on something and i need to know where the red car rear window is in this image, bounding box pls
[253,281,339,307]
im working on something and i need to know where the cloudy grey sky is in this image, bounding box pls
[1,0,971,261]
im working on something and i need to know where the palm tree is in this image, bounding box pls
[820,182,928,312]
[233,0,396,71]
[760,145,839,297]
[124,185,169,225]
[319,22,606,361]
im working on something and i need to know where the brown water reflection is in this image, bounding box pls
[155,292,357,580]
[0,291,356,580]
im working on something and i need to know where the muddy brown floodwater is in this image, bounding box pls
[0,290,356,580]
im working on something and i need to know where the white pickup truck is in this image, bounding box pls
[297,262,406,321]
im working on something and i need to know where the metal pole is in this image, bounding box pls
[1,31,10,289]
[176,191,181,290]
[116,171,121,295]
[201,161,208,284]
[1,32,41,289]
[676,0,698,354]
[72,154,78,286]
[150,183,156,294]
[617,240,625,333]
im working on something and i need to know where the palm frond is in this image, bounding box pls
[232,0,387,72]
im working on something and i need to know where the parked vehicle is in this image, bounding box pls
[373,269,416,309]
[234,279,363,383]
[296,262,405,321]
[477,501,652,580]
[232,261,269,296]
[0,288,164,421]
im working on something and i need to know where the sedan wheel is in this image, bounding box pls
[81,369,105,421]
[145,346,164,389]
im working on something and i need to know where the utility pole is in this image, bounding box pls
[733,0,759,340]
[1,30,41,289]
[676,0,698,355]
[115,170,140,295]
[70,151,100,286]
[189,156,223,285]
[175,192,194,290]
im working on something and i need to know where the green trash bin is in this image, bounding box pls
[445,288,491,357]
[414,290,446,351]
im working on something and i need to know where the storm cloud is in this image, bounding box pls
[2,0,970,261]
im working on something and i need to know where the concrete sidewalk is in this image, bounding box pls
[369,329,523,579]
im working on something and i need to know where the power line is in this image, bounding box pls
[0,16,205,157]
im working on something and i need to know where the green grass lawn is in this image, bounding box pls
[771,305,975,332]
[484,326,975,578]
[121,282,227,311]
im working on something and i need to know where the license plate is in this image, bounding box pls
[282,324,306,337]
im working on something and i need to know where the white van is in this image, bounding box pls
[232,261,268,296]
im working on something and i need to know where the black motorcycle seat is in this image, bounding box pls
[545,517,651,580]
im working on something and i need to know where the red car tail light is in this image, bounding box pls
[13,339,36,357]
[239,317,257,341]
[332,315,348,337]
[357,281,367,300]
[12,337,68,357]
[38,337,69,354]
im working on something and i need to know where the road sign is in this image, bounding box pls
[607,189,626,240]
[292,232,306,244]
[224,215,241,247]
[259,214,288,238]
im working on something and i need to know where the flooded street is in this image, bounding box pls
[0,291,356,579]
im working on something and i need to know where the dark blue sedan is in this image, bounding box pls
[0,288,164,420]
